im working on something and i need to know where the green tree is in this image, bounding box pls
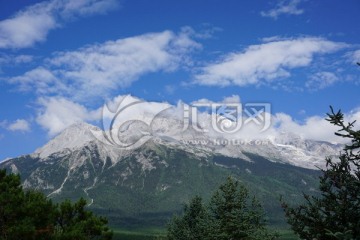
[0,169,112,240]
[167,177,278,240]
[208,177,278,240]
[282,107,360,240]
[53,198,112,240]
[23,190,56,239]
[0,170,55,240]
[167,196,209,240]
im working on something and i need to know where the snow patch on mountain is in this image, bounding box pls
[34,122,100,159]
[27,119,342,170]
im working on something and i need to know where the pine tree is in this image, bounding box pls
[167,177,278,240]
[282,107,360,240]
[167,196,209,240]
[208,177,278,240]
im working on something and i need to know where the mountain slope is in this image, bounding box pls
[0,122,334,227]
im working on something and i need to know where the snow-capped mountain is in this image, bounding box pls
[29,121,341,170]
[34,122,100,159]
[32,122,129,166]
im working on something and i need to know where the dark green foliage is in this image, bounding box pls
[53,198,112,240]
[0,169,112,240]
[167,177,278,240]
[23,190,56,239]
[167,196,208,240]
[282,107,360,240]
[208,177,278,240]
[0,170,55,240]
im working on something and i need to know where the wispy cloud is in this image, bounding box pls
[9,30,200,101]
[306,72,339,90]
[0,54,33,64]
[350,49,360,63]
[0,0,119,49]
[7,119,31,132]
[261,0,304,19]
[193,37,346,88]
[0,54,33,72]
[0,119,31,132]
[58,0,120,18]
[8,67,65,94]
[191,95,241,105]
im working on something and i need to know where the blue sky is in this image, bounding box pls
[0,0,360,159]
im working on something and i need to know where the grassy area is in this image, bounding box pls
[112,227,298,240]
[276,229,299,240]
[112,227,165,240]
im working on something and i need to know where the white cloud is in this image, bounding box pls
[306,72,339,90]
[103,95,170,114]
[0,8,56,49]
[222,95,241,103]
[194,37,346,87]
[191,95,241,105]
[272,109,360,144]
[273,114,337,142]
[261,0,304,19]
[7,119,31,132]
[0,54,33,65]
[37,97,100,136]
[0,0,119,49]
[9,67,66,94]
[59,0,119,18]
[13,55,34,64]
[191,98,215,105]
[350,49,360,63]
[10,30,200,100]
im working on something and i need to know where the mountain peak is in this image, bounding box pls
[65,121,99,131]
[34,122,101,159]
